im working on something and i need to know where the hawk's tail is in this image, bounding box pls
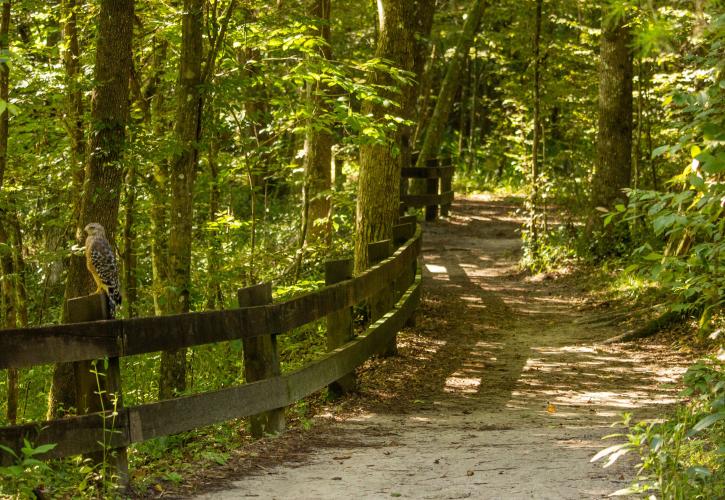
[106,288,122,318]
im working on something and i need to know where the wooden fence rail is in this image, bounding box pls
[0,221,423,482]
[400,157,454,220]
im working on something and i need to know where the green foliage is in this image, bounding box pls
[603,11,725,329]
[521,222,578,272]
[593,356,725,498]
[0,440,57,498]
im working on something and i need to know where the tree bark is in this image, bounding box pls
[412,42,439,147]
[148,37,170,317]
[156,0,234,398]
[48,0,134,418]
[530,0,543,246]
[62,0,85,227]
[589,9,633,244]
[300,0,333,260]
[415,0,486,168]
[122,162,137,317]
[354,0,419,274]
[405,0,436,164]
[0,0,18,426]
[158,0,204,400]
[205,106,223,310]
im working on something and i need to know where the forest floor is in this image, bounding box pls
[184,195,694,499]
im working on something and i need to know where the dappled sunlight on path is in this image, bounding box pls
[199,195,692,500]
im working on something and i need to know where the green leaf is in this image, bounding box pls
[642,252,663,261]
[591,443,628,463]
[609,485,641,496]
[689,412,725,434]
[0,444,18,460]
[28,443,57,456]
[652,145,669,158]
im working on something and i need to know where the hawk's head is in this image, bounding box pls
[84,222,106,237]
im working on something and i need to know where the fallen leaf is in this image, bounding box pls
[546,403,557,413]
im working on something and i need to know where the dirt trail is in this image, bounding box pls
[197,195,691,499]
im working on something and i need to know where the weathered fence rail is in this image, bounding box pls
[400,157,454,220]
[0,220,422,480]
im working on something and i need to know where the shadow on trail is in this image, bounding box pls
[190,195,693,500]
[365,196,687,426]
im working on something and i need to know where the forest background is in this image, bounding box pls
[0,0,722,497]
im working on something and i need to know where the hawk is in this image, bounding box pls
[84,222,122,318]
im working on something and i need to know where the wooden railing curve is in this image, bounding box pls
[0,223,423,473]
[0,224,420,370]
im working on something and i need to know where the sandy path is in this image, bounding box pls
[197,195,690,499]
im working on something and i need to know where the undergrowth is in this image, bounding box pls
[593,354,724,499]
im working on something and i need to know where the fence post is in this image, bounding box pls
[325,258,356,398]
[440,167,452,218]
[368,239,396,356]
[238,282,285,437]
[67,293,128,490]
[399,215,419,327]
[392,219,416,303]
[425,159,439,221]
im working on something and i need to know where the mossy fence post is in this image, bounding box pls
[238,282,285,437]
[324,258,357,398]
[425,159,439,221]
[67,293,128,490]
[368,239,396,356]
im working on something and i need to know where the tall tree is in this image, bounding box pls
[415,0,486,167]
[158,0,205,400]
[0,0,18,425]
[148,36,171,318]
[48,0,134,418]
[589,7,633,247]
[61,0,85,228]
[405,0,436,164]
[158,0,236,399]
[529,0,543,247]
[354,0,420,274]
[298,0,333,267]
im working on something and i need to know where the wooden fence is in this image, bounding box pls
[0,218,422,485]
[400,157,454,221]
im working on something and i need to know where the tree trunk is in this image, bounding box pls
[467,50,479,172]
[405,0,436,165]
[0,0,9,189]
[148,37,170,317]
[530,0,543,246]
[205,108,223,310]
[158,0,205,400]
[300,0,333,250]
[354,0,419,274]
[122,162,137,317]
[589,10,633,244]
[458,55,470,158]
[0,219,17,425]
[0,0,17,426]
[62,0,85,227]
[415,0,486,168]
[412,42,439,147]
[48,0,134,418]
[11,211,28,330]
